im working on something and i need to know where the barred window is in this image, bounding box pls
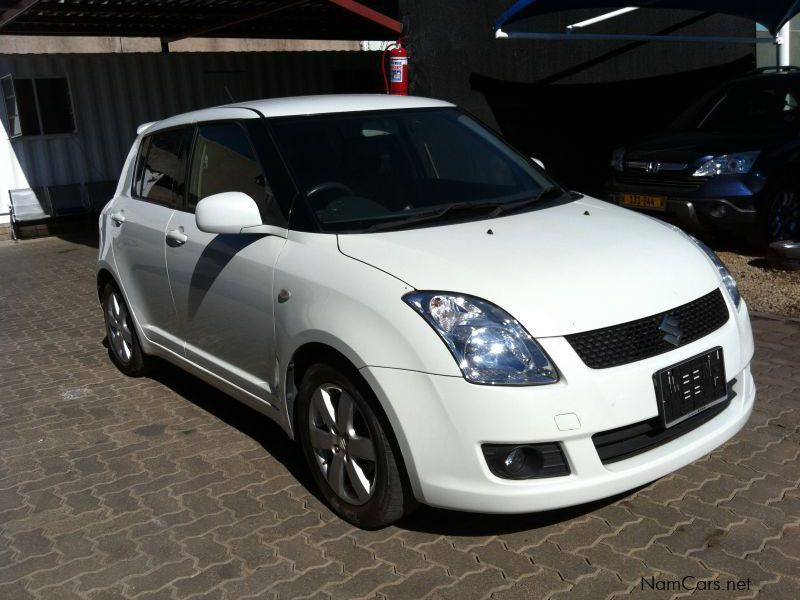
[1,75,76,137]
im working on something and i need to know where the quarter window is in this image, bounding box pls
[0,75,75,137]
[135,128,190,208]
[188,122,270,206]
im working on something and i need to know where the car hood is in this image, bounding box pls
[625,129,786,164]
[337,196,720,338]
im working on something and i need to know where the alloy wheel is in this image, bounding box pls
[308,383,377,505]
[768,189,800,242]
[106,291,134,365]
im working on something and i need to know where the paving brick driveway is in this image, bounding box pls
[1,234,798,600]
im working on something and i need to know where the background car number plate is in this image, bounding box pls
[621,194,667,211]
[653,347,727,429]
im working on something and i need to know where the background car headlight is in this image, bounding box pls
[403,292,559,386]
[610,147,625,172]
[693,151,760,177]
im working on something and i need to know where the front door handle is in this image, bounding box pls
[110,211,126,225]
[166,228,188,244]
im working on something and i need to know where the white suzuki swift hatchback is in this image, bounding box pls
[98,95,755,528]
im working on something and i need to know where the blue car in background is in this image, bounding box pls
[607,67,800,245]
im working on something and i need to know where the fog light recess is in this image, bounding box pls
[710,204,728,218]
[482,443,570,480]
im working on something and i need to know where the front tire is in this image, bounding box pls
[763,179,800,243]
[101,282,151,377]
[297,363,415,529]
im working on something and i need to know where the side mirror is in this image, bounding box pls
[195,191,286,237]
[531,157,546,170]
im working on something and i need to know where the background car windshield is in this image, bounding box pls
[270,108,554,232]
[675,82,800,132]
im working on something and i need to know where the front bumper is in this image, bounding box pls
[606,194,757,231]
[360,295,755,514]
[605,172,763,231]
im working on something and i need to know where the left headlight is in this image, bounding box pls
[403,292,559,386]
[693,151,760,177]
[669,227,741,308]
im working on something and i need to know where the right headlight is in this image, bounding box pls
[403,292,559,386]
[689,236,741,308]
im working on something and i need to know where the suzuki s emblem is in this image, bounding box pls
[659,315,684,347]
[646,161,662,174]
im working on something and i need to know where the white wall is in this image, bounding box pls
[0,118,29,224]
[0,50,379,226]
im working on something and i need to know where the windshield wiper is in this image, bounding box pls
[487,186,565,219]
[363,188,566,233]
[365,201,499,233]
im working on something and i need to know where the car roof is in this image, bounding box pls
[141,94,455,135]
[723,69,800,89]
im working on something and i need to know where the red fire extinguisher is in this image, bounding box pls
[383,40,408,95]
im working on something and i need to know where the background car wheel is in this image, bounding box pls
[763,179,800,243]
[297,362,415,529]
[101,282,151,377]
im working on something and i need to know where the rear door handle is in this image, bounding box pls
[166,228,188,244]
[110,211,126,225]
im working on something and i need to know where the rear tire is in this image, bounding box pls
[297,362,415,529]
[101,282,152,377]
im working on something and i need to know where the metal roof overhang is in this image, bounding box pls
[494,1,800,42]
[0,0,401,42]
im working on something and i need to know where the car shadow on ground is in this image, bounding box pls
[147,359,317,490]
[53,230,101,248]
[398,489,640,536]
[117,347,640,537]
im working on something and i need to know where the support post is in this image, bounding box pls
[778,22,792,66]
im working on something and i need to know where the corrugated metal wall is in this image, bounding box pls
[402,0,756,193]
[0,50,380,217]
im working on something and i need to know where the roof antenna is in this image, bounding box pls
[224,85,236,102]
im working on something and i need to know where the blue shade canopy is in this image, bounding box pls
[495,1,800,35]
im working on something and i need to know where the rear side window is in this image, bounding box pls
[188,121,283,225]
[134,128,190,207]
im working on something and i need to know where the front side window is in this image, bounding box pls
[188,122,267,205]
[187,121,283,224]
[136,128,189,207]
[695,82,800,132]
[0,75,75,137]
[269,108,556,233]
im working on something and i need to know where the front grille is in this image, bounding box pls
[593,379,736,464]
[614,173,703,192]
[566,289,729,369]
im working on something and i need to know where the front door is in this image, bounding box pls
[110,127,191,352]
[165,119,288,402]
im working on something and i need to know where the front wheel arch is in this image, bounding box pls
[758,174,800,243]
[96,268,117,303]
[286,343,416,504]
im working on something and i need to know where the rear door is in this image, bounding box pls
[110,126,191,352]
[165,117,291,402]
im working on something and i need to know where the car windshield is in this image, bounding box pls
[673,81,800,132]
[269,108,558,232]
